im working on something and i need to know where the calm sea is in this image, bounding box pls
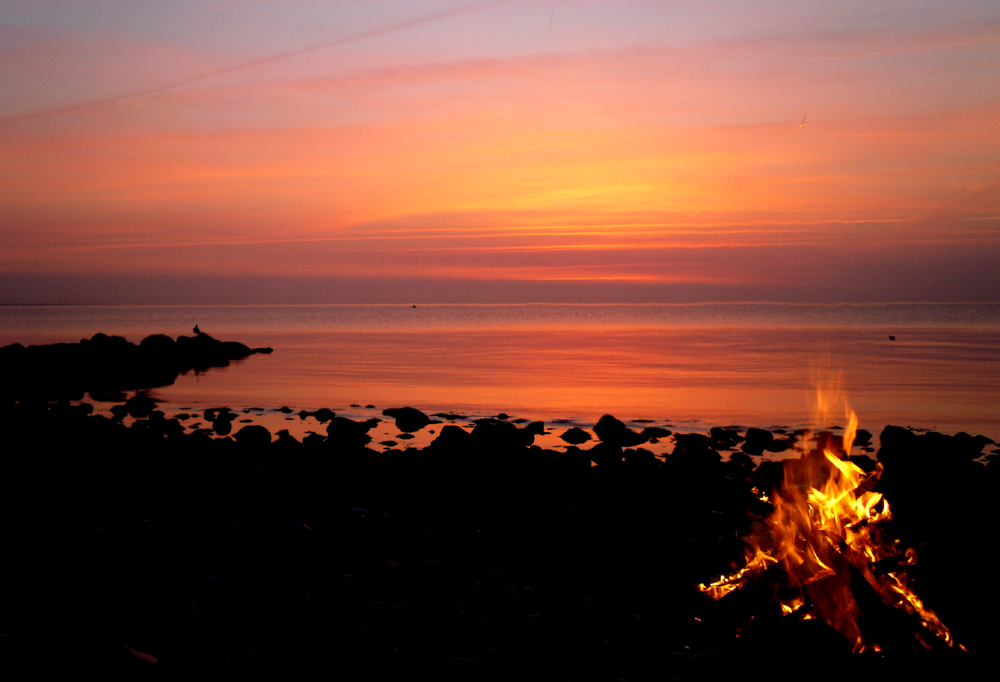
[3,303,999,446]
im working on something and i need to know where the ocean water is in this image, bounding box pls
[3,303,999,446]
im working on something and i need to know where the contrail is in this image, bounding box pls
[765,36,1000,69]
[0,0,511,127]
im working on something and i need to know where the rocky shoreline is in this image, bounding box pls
[2,337,999,679]
[0,332,272,401]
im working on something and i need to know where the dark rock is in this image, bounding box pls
[854,429,873,447]
[382,406,431,433]
[325,417,376,447]
[729,451,756,470]
[123,394,157,419]
[273,430,300,448]
[312,408,336,423]
[710,427,744,450]
[251,347,273,354]
[204,407,235,423]
[588,441,624,468]
[380,440,398,447]
[849,454,877,472]
[765,436,795,453]
[624,447,656,467]
[431,425,472,451]
[523,421,546,435]
[878,424,919,451]
[278,406,292,413]
[302,432,326,446]
[234,425,271,448]
[640,426,672,440]
[753,459,786,494]
[397,433,415,440]
[560,427,592,445]
[139,334,175,353]
[674,433,713,451]
[741,427,774,455]
[471,418,533,449]
[593,414,647,447]
[2,332,270,402]
[953,431,995,457]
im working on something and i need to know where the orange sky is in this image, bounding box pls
[2,1,999,303]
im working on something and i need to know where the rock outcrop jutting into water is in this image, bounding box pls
[0,332,272,401]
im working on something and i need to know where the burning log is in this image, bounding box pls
[697,407,964,653]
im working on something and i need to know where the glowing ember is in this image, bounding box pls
[698,393,963,653]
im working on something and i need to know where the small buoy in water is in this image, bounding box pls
[412,305,416,308]
[889,335,896,341]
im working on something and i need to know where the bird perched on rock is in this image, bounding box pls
[194,324,201,335]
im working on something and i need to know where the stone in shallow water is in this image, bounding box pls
[593,414,648,447]
[560,427,591,445]
[234,424,271,448]
[383,406,431,433]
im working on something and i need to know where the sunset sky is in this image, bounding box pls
[2,0,998,303]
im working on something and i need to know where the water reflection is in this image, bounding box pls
[148,326,1000,441]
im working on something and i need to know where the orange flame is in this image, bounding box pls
[697,388,960,652]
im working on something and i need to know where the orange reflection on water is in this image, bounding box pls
[153,326,1000,439]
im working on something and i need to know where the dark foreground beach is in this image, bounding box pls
[2,335,999,679]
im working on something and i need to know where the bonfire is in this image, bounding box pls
[698,392,963,653]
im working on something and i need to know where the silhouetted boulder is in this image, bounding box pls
[741,428,774,455]
[674,433,713,451]
[593,414,647,447]
[273,429,300,447]
[383,406,431,433]
[560,427,592,445]
[588,441,624,468]
[854,429,873,447]
[205,407,236,423]
[470,418,533,449]
[123,394,157,419]
[234,424,272,448]
[710,427,744,449]
[139,333,175,353]
[624,447,657,468]
[431,424,473,451]
[326,417,376,447]
[640,426,672,440]
[849,454,877,472]
[302,432,326,446]
[311,408,336,423]
[523,421,546,435]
